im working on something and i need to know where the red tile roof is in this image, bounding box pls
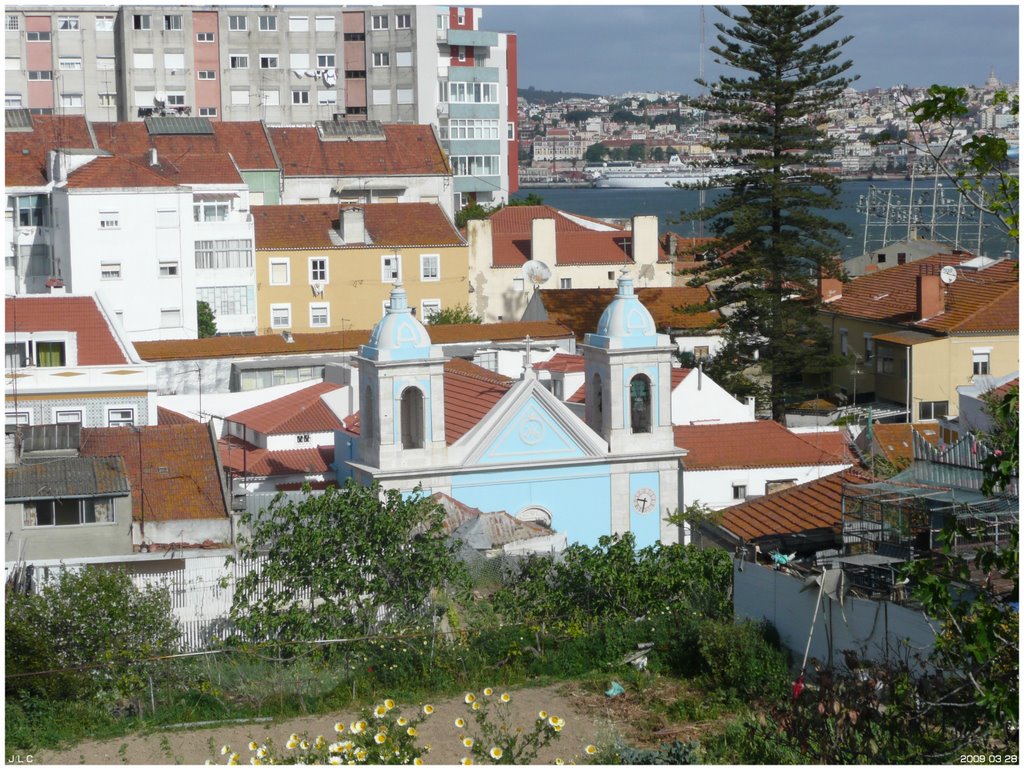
[539,286,720,341]
[219,436,335,477]
[868,422,942,467]
[826,254,1018,335]
[489,205,614,234]
[80,424,228,522]
[268,124,449,178]
[92,120,278,170]
[989,377,1019,401]
[227,382,343,435]
[5,295,129,365]
[674,420,850,470]
[671,367,692,389]
[66,155,180,188]
[791,430,856,465]
[341,359,513,446]
[5,115,96,186]
[567,383,587,404]
[533,353,585,373]
[134,321,574,361]
[157,406,196,425]
[718,469,870,541]
[253,202,463,249]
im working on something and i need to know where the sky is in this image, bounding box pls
[480,3,1020,96]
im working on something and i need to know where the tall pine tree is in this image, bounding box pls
[689,6,855,420]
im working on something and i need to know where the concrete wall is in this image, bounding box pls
[682,463,850,511]
[5,495,134,561]
[671,369,755,426]
[733,560,937,674]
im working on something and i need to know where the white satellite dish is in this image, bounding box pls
[522,259,552,289]
[939,265,958,285]
[154,92,166,106]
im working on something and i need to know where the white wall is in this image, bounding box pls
[674,332,726,359]
[682,463,850,510]
[280,175,454,220]
[671,368,755,425]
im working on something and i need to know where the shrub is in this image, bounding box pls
[695,620,790,702]
[614,740,702,765]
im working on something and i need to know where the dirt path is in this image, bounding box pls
[35,684,625,765]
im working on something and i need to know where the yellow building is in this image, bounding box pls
[818,253,1018,420]
[253,203,469,333]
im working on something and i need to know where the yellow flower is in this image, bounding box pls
[460,759,473,766]
[585,745,597,755]
[413,759,424,766]
[374,733,387,745]
[397,717,408,726]
[229,753,240,765]
[483,687,493,696]
[256,748,267,759]
[548,716,557,727]
[221,746,231,756]
[299,740,310,751]
[464,693,476,704]
[423,704,435,715]
[248,742,258,752]
[289,734,299,743]
[555,759,564,765]
[334,722,345,733]
[250,759,261,766]
[555,717,565,727]
[406,727,417,737]
[500,692,510,703]
[463,737,474,748]
[315,736,325,750]
[384,698,395,710]
[538,710,548,720]
[355,749,368,762]
[553,724,562,733]
[489,747,503,760]
[349,721,362,734]
[285,740,298,751]
[328,758,342,766]
[471,702,481,711]
[454,717,466,728]
[374,705,388,718]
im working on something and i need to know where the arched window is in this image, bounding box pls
[592,372,604,418]
[629,374,652,434]
[363,385,375,440]
[400,387,424,449]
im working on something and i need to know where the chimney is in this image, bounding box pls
[667,232,678,257]
[916,269,943,320]
[531,217,556,265]
[148,147,158,167]
[631,214,659,268]
[340,207,365,244]
[818,260,843,303]
[466,218,493,277]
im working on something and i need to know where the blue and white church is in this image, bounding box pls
[335,270,685,547]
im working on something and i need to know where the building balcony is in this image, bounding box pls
[446,28,499,48]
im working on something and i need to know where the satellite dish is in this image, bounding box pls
[154,92,166,106]
[522,259,552,288]
[940,265,958,285]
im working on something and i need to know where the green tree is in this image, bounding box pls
[508,192,545,207]
[585,142,608,163]
[425,303,482,325]
[686,5,855,420]
[979,384,1018,495]
[455,201,498,228]
[228,482,466,642]
[197,300,217,338]
[651,146,665,162]
[627,142,647,162]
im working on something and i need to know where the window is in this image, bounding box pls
[448,81,499,103]
[197,285,253,317]
[343,32,365,41]
[5,343,28,370]
[163,14,182,30]
[230,89,250,105]
[919,401,949,420]
[36,341,66,367]
[55,409,82,424]
[59,57,82,70]
[290,52,310,69]
[508,122,516,140]
[420,254,440,281]
[629,375,652,434]
[99,211,119,229]
[269,259,290,285]
[28,70,53,81]
[159,261,179,277]
[288,16,308,32]
[877,348,895,375]
[6,15,19,31]
[107,407,135,427]
[261,89,280,106]
[6,411,30,427]
[396,50,413,68]
[166,92,185,106]
[199,106,217,117]
[694,346,710,360]
[373,51,389,67]
[259,53,278,69]
[421,300,441,321]
[372,89,391,106]
[194,201,228,222]
[17,195,47,226]
[450,155,500,177]
[512,277,525,292]
[96,55,115,70]
[560,278,572,289]
[309,303,329,327]
[164,52,185,69]
[228,15,247,31]
[6,57,19,71]
[766,479,797,495]
[592,372,604,418]
[315,16,334,32]
[27,31,50,42]
[442,118,500,140]
[396,13,411,29]
[197,31,215,42]
[401,387,424,449]
[270,304,291,328]
[732,484,747,500]
[345,70,366,79]
[371,14,388,30]
[95,15,114,32]
[457,46,466,63]
[198,70,216,80]
[292,89,309,105]
[839,327,848,356]
[60,93,83,108]
[133,14,150,30]
[58,15,79,30]
[972,350,991,376]
[396,88,414,105]
[437,13,449,30]
[381,254,401,283]
[309,258,328,283]
[6,93,22,107]
[133,51,154,69]
[24,498,114,527]
[897,252,907,265]
[195,239,252,269]
[317,53,335,68]
[876,253,887,264]
[258,15,277,31]
[101,262,121,280]
[457,10,466,24]
[160,308,182,328]
[863,335,875,363]
[228,53,248,68]
[318,91,337,105]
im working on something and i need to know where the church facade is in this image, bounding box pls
[335,270,685,547]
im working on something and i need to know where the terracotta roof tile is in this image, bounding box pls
[157,406,196,425]
[253,202,463,249]
[827,254,1018,334]
[5,115,95,187]
[268,124,448,178]
[80,424,228,522]
[989,377,1019,401]
[791,430,856,464]
[219,437,334,477]
[227,382,343,435]
[567,383,587,404]
[5,295,129,365]
[93,120,277,170]
[674,420,850,470]
[66,155,180,188]
[489,205,613,234]
[671,367,692,389]
[718,469,870,541]
[134,321,573,361]
[869,422,942,466]
[539,286,720,341]
[533,353,585,373]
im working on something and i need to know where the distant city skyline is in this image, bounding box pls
[482,4,1020,96]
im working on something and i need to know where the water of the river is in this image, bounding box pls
[511,180,1017,260]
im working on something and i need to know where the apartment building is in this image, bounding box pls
[5,5,519,208]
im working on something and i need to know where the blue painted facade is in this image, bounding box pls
[473,396,588,466]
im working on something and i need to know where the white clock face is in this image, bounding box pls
[633,487,657,514]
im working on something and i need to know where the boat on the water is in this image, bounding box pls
[588,154,743,189]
